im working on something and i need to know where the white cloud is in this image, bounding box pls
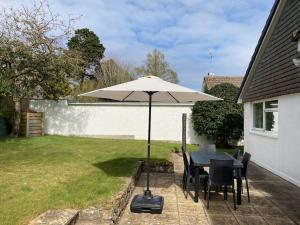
[0,0,275,89]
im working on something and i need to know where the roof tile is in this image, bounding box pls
[203,75,244,90]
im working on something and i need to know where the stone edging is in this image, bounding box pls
[109,160,174,224]
[141,160,174,173]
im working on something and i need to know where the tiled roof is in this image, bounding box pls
[203,75,244,90]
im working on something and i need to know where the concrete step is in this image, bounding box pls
[29,209,79,225]
[75,207,111,225]
[75,220,100,225]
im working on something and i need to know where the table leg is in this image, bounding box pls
[236,168,242,205]
[194,166,199,202]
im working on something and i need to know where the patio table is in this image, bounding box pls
[189,151,244,205]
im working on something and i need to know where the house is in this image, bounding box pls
[202,75,243,91]
[238,0,300,187]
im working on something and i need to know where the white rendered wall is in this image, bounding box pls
[29,100,210,145]
[244,93,300,187]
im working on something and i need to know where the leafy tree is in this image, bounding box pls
[99,59,134,87]
[73,58,134,102]
[192,83,243,147]
[136,49,179,83]
[68,28,105,82]
[0,97,14,132]
[0,1,85,136]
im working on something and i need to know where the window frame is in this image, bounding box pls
[252,102,264,131]
[251,98,278,136]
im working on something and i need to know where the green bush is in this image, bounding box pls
[192,83,243,147]
[0,96,14,132]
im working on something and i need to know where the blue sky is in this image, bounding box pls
[1,0,275,90]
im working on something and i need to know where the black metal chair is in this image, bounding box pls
[182,151,191,196]
[206,159,236,210]
[181,149,208,198]
[239,152,251,203]
[233,148,241,159]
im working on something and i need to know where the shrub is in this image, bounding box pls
[192,83,243,147]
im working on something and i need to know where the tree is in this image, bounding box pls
[192,83,243,147]
[0,1,85,136]
[68,28,105,82]
[136,49,179,83]
[99,59,134,87]
[73,58,134,102]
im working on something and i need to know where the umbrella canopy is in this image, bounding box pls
[79,75,221,213]
[79,75,221,102]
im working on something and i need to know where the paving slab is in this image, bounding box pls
[235,215,267,225]
[29,209,78,225]
[117,153,300,225]
[264,216,296,225]
[207,214,239,225]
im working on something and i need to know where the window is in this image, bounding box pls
[265,100,278,132]
[252,100,278,134]
[253,102,263,129]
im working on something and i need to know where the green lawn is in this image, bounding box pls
[0,135,235,225]
[0,136,187,225]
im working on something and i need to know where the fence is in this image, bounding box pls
[29,100,211,144]
[20,112,44,137]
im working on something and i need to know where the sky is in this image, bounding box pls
[1,0,275,90]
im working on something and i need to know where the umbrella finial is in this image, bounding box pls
[143,75,160,79]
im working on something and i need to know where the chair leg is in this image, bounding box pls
[232,182,236,210]
[184,170,191,199]
[204,181,207,200]
[224,186,228,200]
[207,186,210,209]
[245,177,250,203]
[182,170,186,190]
[185,176,189,199]
[184,176,187,198]
[241,181,243,194]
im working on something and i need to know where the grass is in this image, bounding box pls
[0,136,185,225]
[0,135,234,225]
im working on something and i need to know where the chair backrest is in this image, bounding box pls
[182,151,190,174]
[233,148,241,159]
[209,159,234,186]
[241,152,251,177]
[201,144,216,152]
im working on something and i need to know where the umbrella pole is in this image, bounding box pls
[145,92,153,197]
[130,91,164,213]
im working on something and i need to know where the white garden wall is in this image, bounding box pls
[244,93,300,187]
[29,100,210,145]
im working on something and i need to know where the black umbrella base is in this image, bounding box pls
[130,190,164,214]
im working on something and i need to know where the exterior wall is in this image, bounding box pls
[244,93,300,187]
[29,100,210,145]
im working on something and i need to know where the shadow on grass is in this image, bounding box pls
[93,157,141,177]
[93,157,167,177]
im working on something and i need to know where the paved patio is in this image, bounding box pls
[118,153,300,225]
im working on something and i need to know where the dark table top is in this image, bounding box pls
[189,151,243,168]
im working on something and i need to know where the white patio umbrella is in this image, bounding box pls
[79,75,221,213]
